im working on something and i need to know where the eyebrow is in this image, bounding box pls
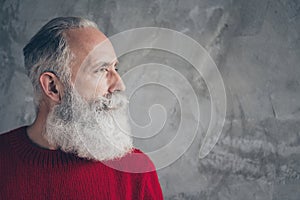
[90,60,119,70]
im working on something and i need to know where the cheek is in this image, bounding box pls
[95,76,109,97]
[75,74,109,99]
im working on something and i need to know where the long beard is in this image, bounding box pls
[44,85,133,161]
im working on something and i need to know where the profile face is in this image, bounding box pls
[66,27,126,102]
[43,28,133,162]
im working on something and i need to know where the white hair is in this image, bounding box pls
[23,17,98,109]
[45,84,133,161]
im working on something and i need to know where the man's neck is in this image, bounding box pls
[26,103,58,150]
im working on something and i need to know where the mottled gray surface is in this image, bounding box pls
[1,0,300,199]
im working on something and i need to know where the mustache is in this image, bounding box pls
[92,92,129,112]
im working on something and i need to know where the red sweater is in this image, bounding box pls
[0,127,163,199]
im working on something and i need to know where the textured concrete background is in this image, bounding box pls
[1,0,300,199]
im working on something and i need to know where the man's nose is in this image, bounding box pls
[108,69,126,93]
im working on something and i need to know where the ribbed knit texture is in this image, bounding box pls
[0,127,163,200]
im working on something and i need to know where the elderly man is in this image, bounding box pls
[0,17,163,199]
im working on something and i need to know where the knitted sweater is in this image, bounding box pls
[0,127,163,199]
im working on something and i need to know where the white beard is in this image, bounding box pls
[44,85,133,161]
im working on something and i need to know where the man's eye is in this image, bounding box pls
[95,67,108,73]
[115,67,119,72]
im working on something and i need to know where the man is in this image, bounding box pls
[0,17,163,199]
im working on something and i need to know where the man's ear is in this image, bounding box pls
[39,72,62,103]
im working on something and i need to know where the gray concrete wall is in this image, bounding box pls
[1,0,300,199]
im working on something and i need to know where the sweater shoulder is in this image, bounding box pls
[130,149,163,199]
[0,126,24,136]
[0,127,25,172]
[132,148,155,169]
[0,126,26,152]
[132,148,156,170]
[104,148,157,173]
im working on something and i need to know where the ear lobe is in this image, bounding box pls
[39,72,61,103]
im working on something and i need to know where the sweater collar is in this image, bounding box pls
[9,126,89,168]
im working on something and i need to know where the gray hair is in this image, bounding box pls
[23,16,98,109]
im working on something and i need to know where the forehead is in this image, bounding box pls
[82,43,118,71]
[65,27,117,79]
[66,27,108,52]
